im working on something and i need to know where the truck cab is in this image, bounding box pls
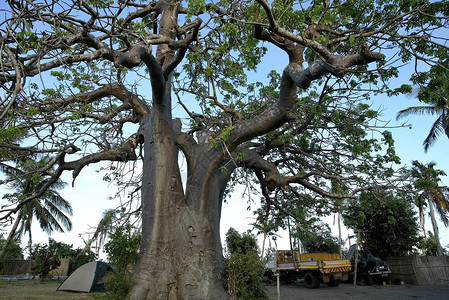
[346,244,392,285]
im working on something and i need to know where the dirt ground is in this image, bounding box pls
[266,282,449,300]
[0,280,100,300]
[2,279,449,299]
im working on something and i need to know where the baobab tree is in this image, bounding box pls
[0,0,447,298]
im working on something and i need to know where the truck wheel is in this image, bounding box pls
[304,272,320,289]
[263,270,276,283]
[326,278,340,287]
[358,272,371,286]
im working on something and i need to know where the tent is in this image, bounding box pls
[57,261,115,293]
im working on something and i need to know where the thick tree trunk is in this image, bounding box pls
[130,197,228,299]
[129,159,229,299]
[128,76,229,298]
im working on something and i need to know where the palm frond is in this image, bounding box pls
[416,194,427,224]
[423,115,445,152]
[396,106,442,120]
[0,163,24,177]
[431,190,449,227]
[2,156,73,246]
[44,201,72,231]
[16,222,25,239]
[38,178,67,192]
[43,192,73,215]
[443,111,449,139]
[34,205,55,234]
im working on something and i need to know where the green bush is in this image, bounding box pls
[0,236,23,260]
[47,238,97,273]
[30,244,60,282]
[223,251,268,300]
[223,228,268,300]
[102,224,140,299]
[102,273,134,300]
[104,225,140,275]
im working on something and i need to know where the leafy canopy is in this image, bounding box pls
[0,0,447,262]
[343,191,421,259]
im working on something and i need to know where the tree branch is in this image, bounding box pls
[238,149,357,199]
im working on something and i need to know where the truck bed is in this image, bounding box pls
[277,259,351,272]
[273,250,351,273]
[266,250,351,288]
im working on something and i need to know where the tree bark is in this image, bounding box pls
[129,175,229,299]
[128,73,230,298]
[428,197,443,256]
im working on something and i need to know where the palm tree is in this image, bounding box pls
[397,64,449,152]
[410,160,449,256]
[83,209,117,254]
[251,218,281,262]
[0,157,72,260]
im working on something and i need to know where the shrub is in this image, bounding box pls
[48,238,97,273]
[102,224,140,299]
[104,225,140,275]
[223,251,268,300]
[102,273,134,300]
[222,228,268,300]
[30,244,60,282]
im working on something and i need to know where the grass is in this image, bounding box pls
[0,279,102,300]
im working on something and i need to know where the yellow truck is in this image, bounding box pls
[265,250,351,288]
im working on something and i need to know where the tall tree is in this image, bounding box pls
[342,190,421,259]
[409,160,449,256]
[0,158,72,260]
[397,60,449,152]
[0,1,447,298]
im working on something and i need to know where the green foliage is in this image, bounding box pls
[410,160,449,226]
[102,223,139,300]
[223,228,267,300]
[187,0,206,17]
[409,160,449,256]
[343,191,420,259]
[16,31,42,52]
[225,227,258,255]
[411,160,446,190]
[398,58,449,151]
[47,238,73,257]
[0,157,72,263]
[30,243,60,282]
[223,251,268,300]
[0,236,23,260]
[86,0,114,9]
[104,225,140,275]
[47,238,96,272]
[0,126,27,143]
[295,217,341,253]
[102,273,134,300]
[419,231,448,256]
